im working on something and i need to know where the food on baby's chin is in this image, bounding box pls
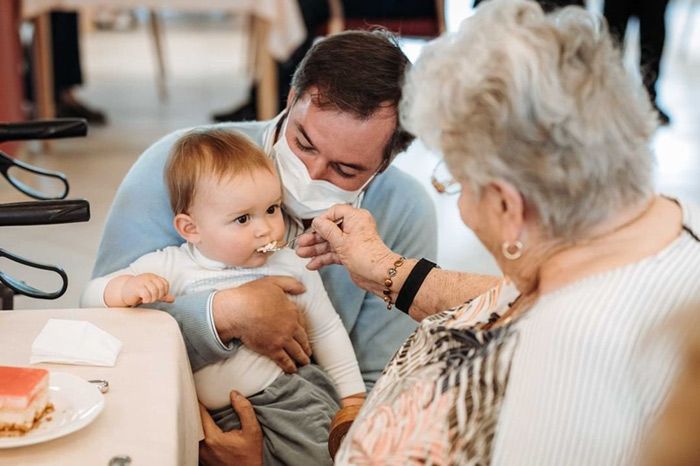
[0,366,54,436]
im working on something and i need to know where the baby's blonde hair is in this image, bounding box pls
[165,129,274,214]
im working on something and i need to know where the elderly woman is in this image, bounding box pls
[296,0,700,464]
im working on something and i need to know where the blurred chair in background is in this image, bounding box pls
[0,118,90,310]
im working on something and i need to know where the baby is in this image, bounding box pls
[81,129,365,465]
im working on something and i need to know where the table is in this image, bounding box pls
[0,308,203,466]
[21,0,306,124]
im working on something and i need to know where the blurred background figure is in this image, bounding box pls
[211,0,438,122]
[212,0,329,122]
[604,0,672,125]
[49,11,107,125]
[473,0,672,125]
[23,11,107,125]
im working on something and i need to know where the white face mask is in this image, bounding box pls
[273,118,378,219]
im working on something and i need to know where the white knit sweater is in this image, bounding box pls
[82,244,366,409]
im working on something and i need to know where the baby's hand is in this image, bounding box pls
[122,273,174,306]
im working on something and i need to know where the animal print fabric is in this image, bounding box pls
[335,284,519,466]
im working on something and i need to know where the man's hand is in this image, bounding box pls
[212,276,311,373]
[199,391,263,466]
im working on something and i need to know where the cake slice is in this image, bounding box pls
[0,366,53,436]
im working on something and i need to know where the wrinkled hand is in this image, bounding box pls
[199,391,263,466]
[213,276,311,374]
[295,205,393,291]
[122,273,174,306]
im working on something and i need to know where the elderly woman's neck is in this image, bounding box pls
[527,195,679,297]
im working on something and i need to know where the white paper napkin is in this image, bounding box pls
[31,319,122,367]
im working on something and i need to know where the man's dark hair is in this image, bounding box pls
[290,30,414,165]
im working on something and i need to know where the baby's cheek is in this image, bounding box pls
[229,245,254,265]
[276,220,287,239]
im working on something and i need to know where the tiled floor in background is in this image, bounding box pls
[1,0,698,309]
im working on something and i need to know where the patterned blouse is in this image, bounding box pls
[335,282,519,465]
[335,199,700,465]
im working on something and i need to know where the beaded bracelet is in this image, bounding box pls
[382,256,406,310]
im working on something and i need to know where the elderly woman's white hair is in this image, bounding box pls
[401,0,658,240]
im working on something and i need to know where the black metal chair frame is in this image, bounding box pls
[0,118,91,309]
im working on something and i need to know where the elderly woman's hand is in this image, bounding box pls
[298,205,499,321]
[296,204,396,291]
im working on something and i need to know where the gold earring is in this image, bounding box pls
[501,240,523,260]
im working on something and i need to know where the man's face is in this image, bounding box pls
[283,91,398,191]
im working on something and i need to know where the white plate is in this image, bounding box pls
[0,372,105,448]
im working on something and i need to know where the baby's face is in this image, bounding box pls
[187,168,285,268]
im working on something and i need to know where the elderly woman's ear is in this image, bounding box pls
[467,180,528,250]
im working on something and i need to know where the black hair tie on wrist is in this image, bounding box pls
[395,258,438,313]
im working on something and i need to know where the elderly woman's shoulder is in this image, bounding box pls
[677,198,700,236]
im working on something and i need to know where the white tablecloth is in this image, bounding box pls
[0,308,203,466]
[22,0,306,60]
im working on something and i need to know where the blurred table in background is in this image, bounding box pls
[0,307,202,465]
[21,0,305,125]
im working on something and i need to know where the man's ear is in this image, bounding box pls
[174,213,199,243]
[484,180,526,243]
[286,88,296,108]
